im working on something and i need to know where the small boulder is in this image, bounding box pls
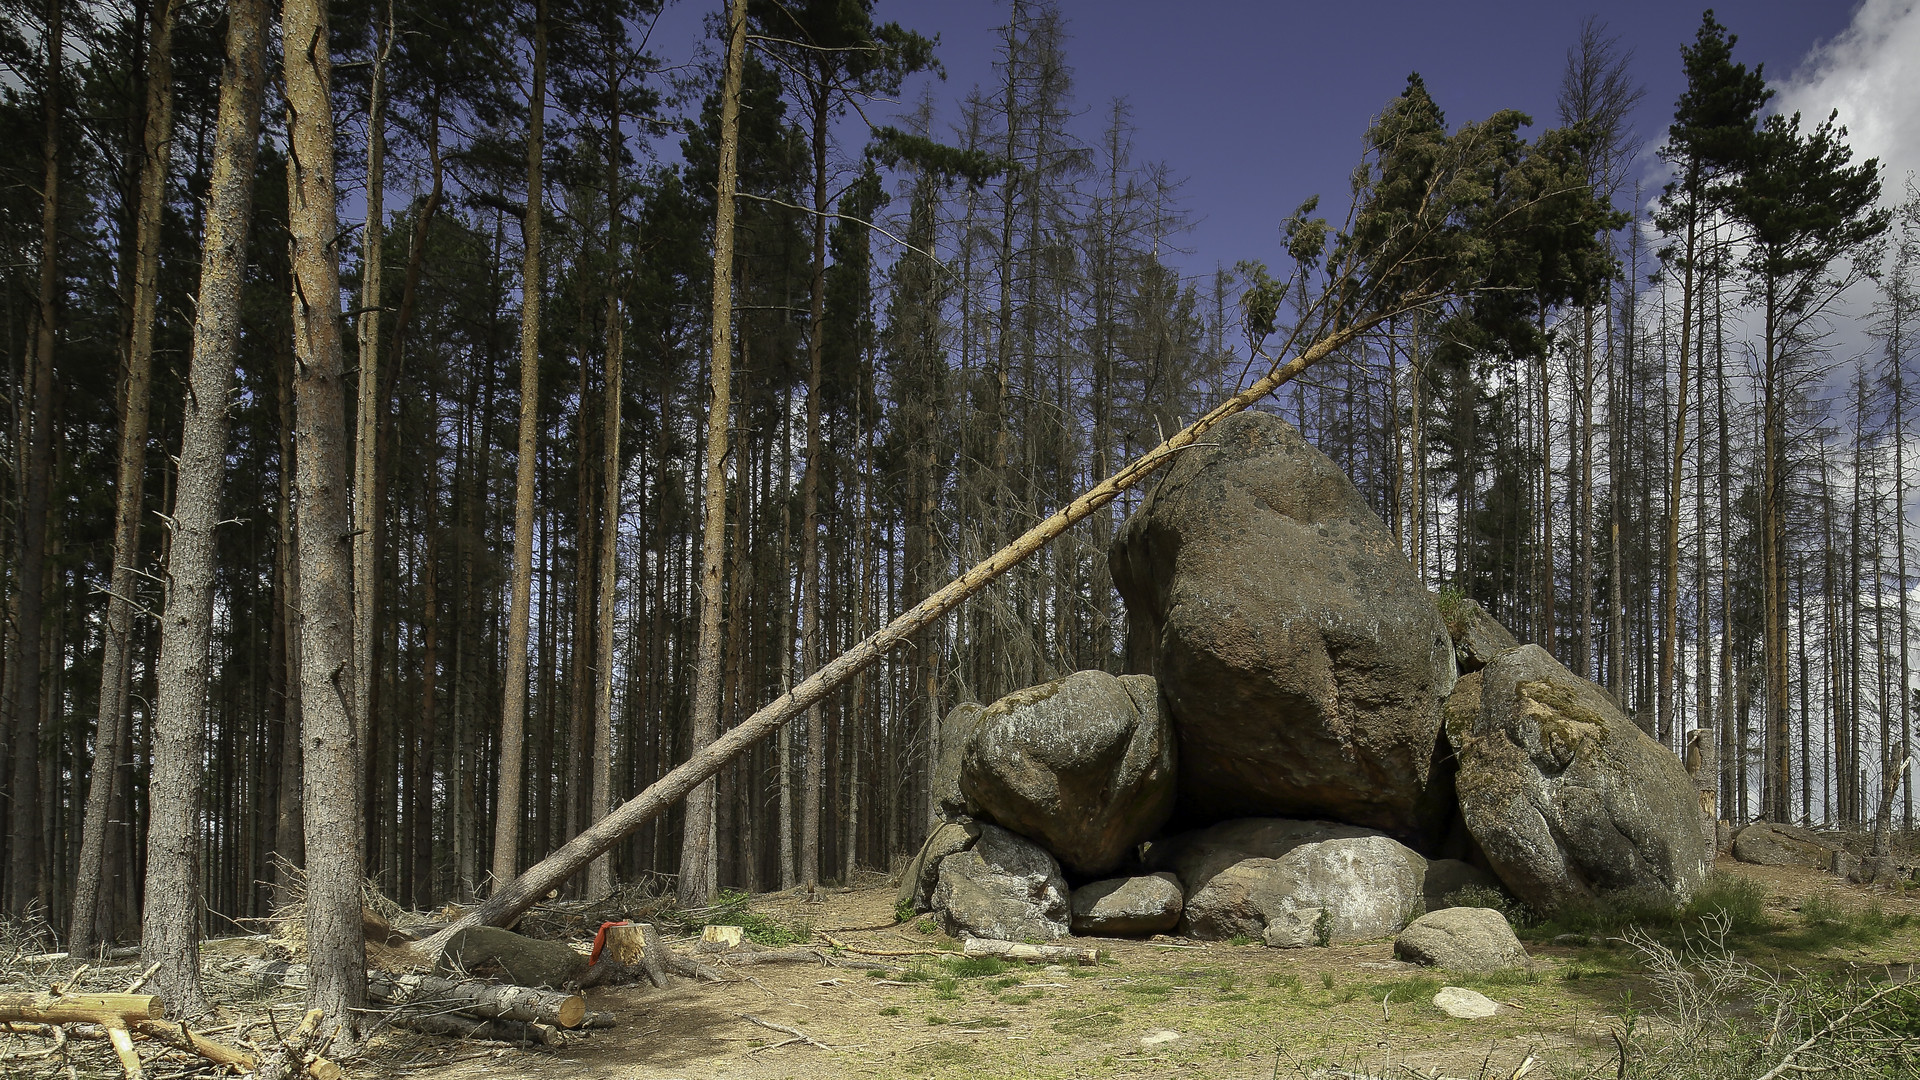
[932,824,1070,941]
[961,670,1175,878]
[437,926,587,988]
[1439,596,1521,674]
[1158,819,1426,942]
[1070,873,1184,936]
[1433,986,1499,1019]
[1446,646,1707,913]
[931,702,987,822]
[1261,906,1326,948]
[897,819,980,916]
[1110,412,1458,844]
[1394,907,1528,974]
[1732,822,1842,870]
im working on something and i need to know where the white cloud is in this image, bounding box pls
[1776,0,1920,196]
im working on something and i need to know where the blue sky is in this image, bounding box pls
[642,1,1906,285]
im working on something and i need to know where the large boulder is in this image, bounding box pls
[897,819,980,916]
[1394,908,1529,974]
[1445,646,1707,914]
[1070,873,1184,936]
[960,670,1175,878]
[1110,412,1458,843]
[931,824,1070,941]
[436,926,587,988]
[931,702,987,822]
[1150,818,1426,942]
[1731,822,1844,870]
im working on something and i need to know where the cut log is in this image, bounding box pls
[366,970,587,1029]
[960,939,1099,965]
[0,992,164,1025]
[399,1011,562,1046]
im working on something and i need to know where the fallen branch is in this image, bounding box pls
[0,991,165,1026]
[414,312,1389,960]
[820,934,939,958]
[961,939,1099,966]
[1749,981,1913,1080]
[398,1011,562,1046]
[256,1008,328,1080]
[739,1012,831,1050]
[366,970,587,1029]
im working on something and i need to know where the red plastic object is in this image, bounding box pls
[587,920,629,967]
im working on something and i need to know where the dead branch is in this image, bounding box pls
[739,1012,831,1050]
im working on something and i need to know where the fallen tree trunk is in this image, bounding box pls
[961,939,1098,965]
[0,992,164,1025]
[397,1011,562,1046]
[415,316,1387,961]
[365,971,586,1029]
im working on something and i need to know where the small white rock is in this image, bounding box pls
[1433,986,1499,1019]
[1141,1029,1182,1046]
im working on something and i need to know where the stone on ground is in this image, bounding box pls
[932,823,1071,941]
[897,818,980,916]
[1731,822,1842,870]
[1109,411,1458,844]
[1261,905,1326,948]
[436,925,587,988]
[1153,818,1426,942]
[1070,872,1184,936]
[1445,646,1707,913]
[1433,986,1499,1019]
[960,670,1176,878]
[1394,907,1528,974]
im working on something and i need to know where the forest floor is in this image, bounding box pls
[384,858,1919,1080]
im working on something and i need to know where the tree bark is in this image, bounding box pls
[73,0,180,958]
[494,0,547,892]
[677,0,745,908]
[418,312,1387,956]
[283,0,366,1037]
[139,0,265,1016]
[352,3,391,856]
[588,134,623,899]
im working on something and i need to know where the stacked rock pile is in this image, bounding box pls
[900,413,1708,954]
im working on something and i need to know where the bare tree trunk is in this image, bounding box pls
[678,0,745,908]
[588,147,623,899]
[418,313,1387,955]
[139,0,263,1015]
[352,3,392,851]
[73,0,180,957]
[493,0,546,892]
[1659,206,1696,749]
[283,0,366,1037]
[6,0,62,920]
[798,80,830,895]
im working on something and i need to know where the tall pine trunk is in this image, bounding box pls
[140,0,265,1010]
[74,0,180,956]
[283,0,366,1036]
[494,0,547,891]
[678,0,745,907]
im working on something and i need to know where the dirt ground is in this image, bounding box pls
[376,859,1920,1080]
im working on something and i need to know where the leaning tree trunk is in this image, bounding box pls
[138,0,265,1016]
[418,312,1389,957]
[493,0,547,893]
[283,0,366,1039]
[73,0,180,958]
[677,0,745,908]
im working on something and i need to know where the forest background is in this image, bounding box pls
[0,0,1917,998]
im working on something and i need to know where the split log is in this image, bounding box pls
[961,939,1099,965]
[366,970,587,1029]
[413,311,1391,961]
[0,992,164,1025]
[398,1011,562,1046]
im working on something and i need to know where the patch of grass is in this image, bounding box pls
[915,917,939,935]
[1783,894,1912,951]
[1367,974,1442,1002]
[878,1005,901,1016]
[1227,933,1259,946]
[990,975,1022,990]
[951,1016,1010,1028]
[1266,971,1302,992]
[932,976,961,1000]
[1049,1008,1122,1034]
[894,896,915,924]
[702,889,813,947]
[925,1013,949,1025]
[1685,872,1769,935]
[1320,971,1336,990]
[864,967,889,979]
[942,954,1012,979]
[1000,990,1043,1004]
[1119,976,1175,1001]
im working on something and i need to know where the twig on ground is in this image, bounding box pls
[738,1013,831,1050]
